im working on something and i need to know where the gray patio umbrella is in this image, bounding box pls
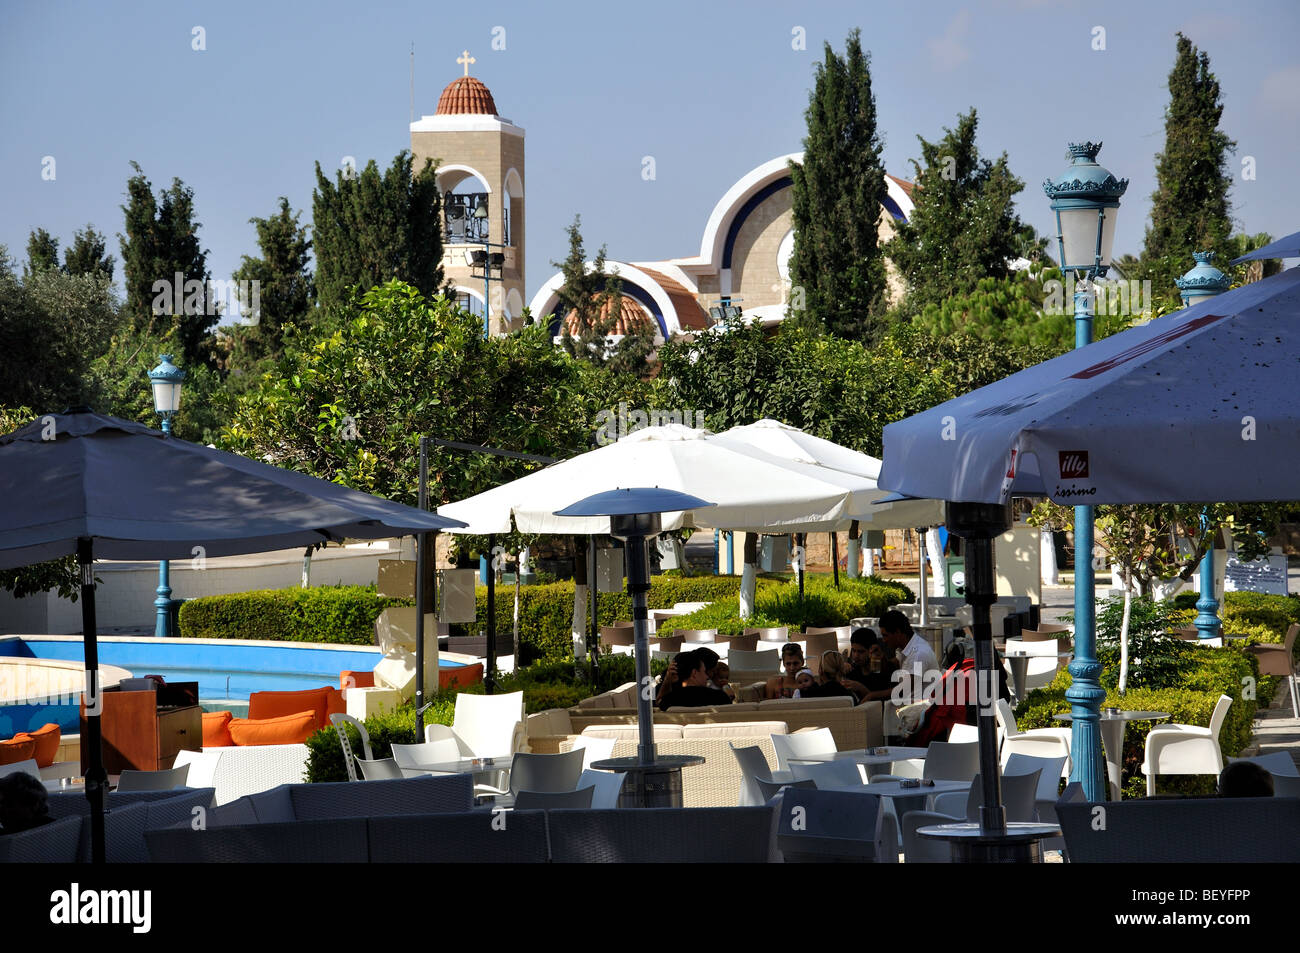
[1231,230,1300,264]
[876,265,1300,850]
[0,410,466,862]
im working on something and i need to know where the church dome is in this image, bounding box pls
[435,76,499,116]
[563,295,656,337]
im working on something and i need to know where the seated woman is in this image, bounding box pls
[765,643,806,700]
[659,650,733,711]
[800,651,856,699]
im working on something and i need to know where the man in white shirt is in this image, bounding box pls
[879,609,939,691]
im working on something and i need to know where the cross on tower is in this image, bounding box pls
[457,50,475,77]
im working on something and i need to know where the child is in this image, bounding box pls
[712,661,735,700]
[791,668,816,698]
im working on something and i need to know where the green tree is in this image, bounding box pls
[787,29,890,342]
[222,281,592,509]
[552,216,654,378]
[1140,33,1236,310]
[24,228,60,278]
[119,162,217,368]
[0,265,120,412]
[227,197,315,388]
[311,152,443,314]
[63,224,114,281]
[885,109,1028,314]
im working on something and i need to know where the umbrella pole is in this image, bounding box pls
[918,528,929,626]
[486,533,496,694]
[626,534,655,766]
[831,533,840,589]
[797,533,806,626]
[78,537,107,865]
[965,534,1004,835]
[416,437,429,738]
[589,539,599,684]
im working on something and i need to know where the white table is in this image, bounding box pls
[1004,650,1072,701]
[788,747,929,776]
[824,778,973,815]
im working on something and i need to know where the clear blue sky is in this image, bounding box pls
[3,0,1296,308]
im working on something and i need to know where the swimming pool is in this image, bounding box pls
[0,635,468,735]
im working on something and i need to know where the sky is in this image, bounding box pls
[2,0,1297,314]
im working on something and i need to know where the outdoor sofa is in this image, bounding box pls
[145,805,776,863]
[35,787,218,862]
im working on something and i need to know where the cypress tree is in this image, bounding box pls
[787,29,890,342]
[311,151,443,313]
[23,228,59,278]
[1140,33,1236,308]
[229,197,314,372]
[63,224,114,281]
[119,162,217,368]
[885,109,1027,314]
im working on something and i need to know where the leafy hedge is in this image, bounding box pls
[178,585,411,644]
[657,575,914,637]
[472,574,761,663]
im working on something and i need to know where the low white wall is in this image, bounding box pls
[0,542,404,635]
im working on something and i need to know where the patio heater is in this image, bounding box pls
[1177,253,1231,641]
[147,355,184,638]
[1043,142,1127,802]
[555,488,714,806]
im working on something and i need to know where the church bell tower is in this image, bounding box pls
[410,51,525,334]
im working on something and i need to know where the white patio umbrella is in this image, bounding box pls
[710,419,947,610]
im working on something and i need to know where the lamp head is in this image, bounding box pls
[1043,142,1128,275]
[147,354,185,416]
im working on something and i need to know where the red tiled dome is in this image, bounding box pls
[435,77,499,116]
[563,295,654,337]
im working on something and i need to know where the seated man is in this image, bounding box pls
[880,609,939,699]
[841,627,897,702]
[658,650,733,711]
[0,771,54,835]
[765,643,806,700]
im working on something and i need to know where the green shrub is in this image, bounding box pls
[179,585,410,644]
[470,574,760,663]
[306,700,455,783]
[1221,591,1300,648]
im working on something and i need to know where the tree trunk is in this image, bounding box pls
[739,533,759,619]
[571,537,589,661]
[1117,574,1132,694]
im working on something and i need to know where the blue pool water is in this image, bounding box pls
[0,636,464,736]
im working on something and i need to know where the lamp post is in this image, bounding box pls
[1177,252,1231,641]
[147,355,185,638]
[470,198,507,340]
[555,488,713,805]
[1043,142,1127,802]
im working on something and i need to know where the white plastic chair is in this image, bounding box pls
[0,759,41,782]
[995,699,1072,772]
[578,768,626,809]
[770,728,836,774]
[790,759,866,789]
[947,723,979,744]
[390,739,463,776]
[330,713,374,781]
[729,743,779,806]
[1141,694,1232,796]
[356,757,404,780]
[568,735,617,771]
[115,765,190,792]
[904,770,1042,863]
[452,691,525,759]
[479,749,585,806]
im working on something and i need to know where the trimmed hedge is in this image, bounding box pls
[472,574,760,663]
[178,585,411,644]
[658,575,914,637]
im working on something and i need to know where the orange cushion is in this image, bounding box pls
[341,670,375,690]
[0,733,36,766]
[28,723,61,768]
[228,711,318,746]
[202,710,235,747]
[248,688,332,729]
[324,687,345,721]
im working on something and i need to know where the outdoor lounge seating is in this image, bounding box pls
[173,743,311,804]
[197,774,474,828]
[1056,793,1300,862]
[774,787,894,863]
[145,806,776,862]
[0,815,84,863]
[41,787,218,862]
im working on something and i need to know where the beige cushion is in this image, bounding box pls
[578,693,616,710]
[680,721,789,739]
[372,649,416,698]
[725,702,759,712]
[582,725,683,740]
[756,695,854,710]
[611,683,637,709]
[526,709,572,737]
[734,682,766,703]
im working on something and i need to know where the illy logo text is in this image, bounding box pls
[1059,451,1089,479]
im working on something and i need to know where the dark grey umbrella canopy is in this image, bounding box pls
[0,410,464,568]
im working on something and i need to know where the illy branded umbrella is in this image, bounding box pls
[0,410,466,862]
[878,265,1300,507]
[877,265,1300,843]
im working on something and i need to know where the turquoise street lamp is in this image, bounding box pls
[147,355,185,638]
[1177,252,1232,641]
[1043,142,1128,802]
